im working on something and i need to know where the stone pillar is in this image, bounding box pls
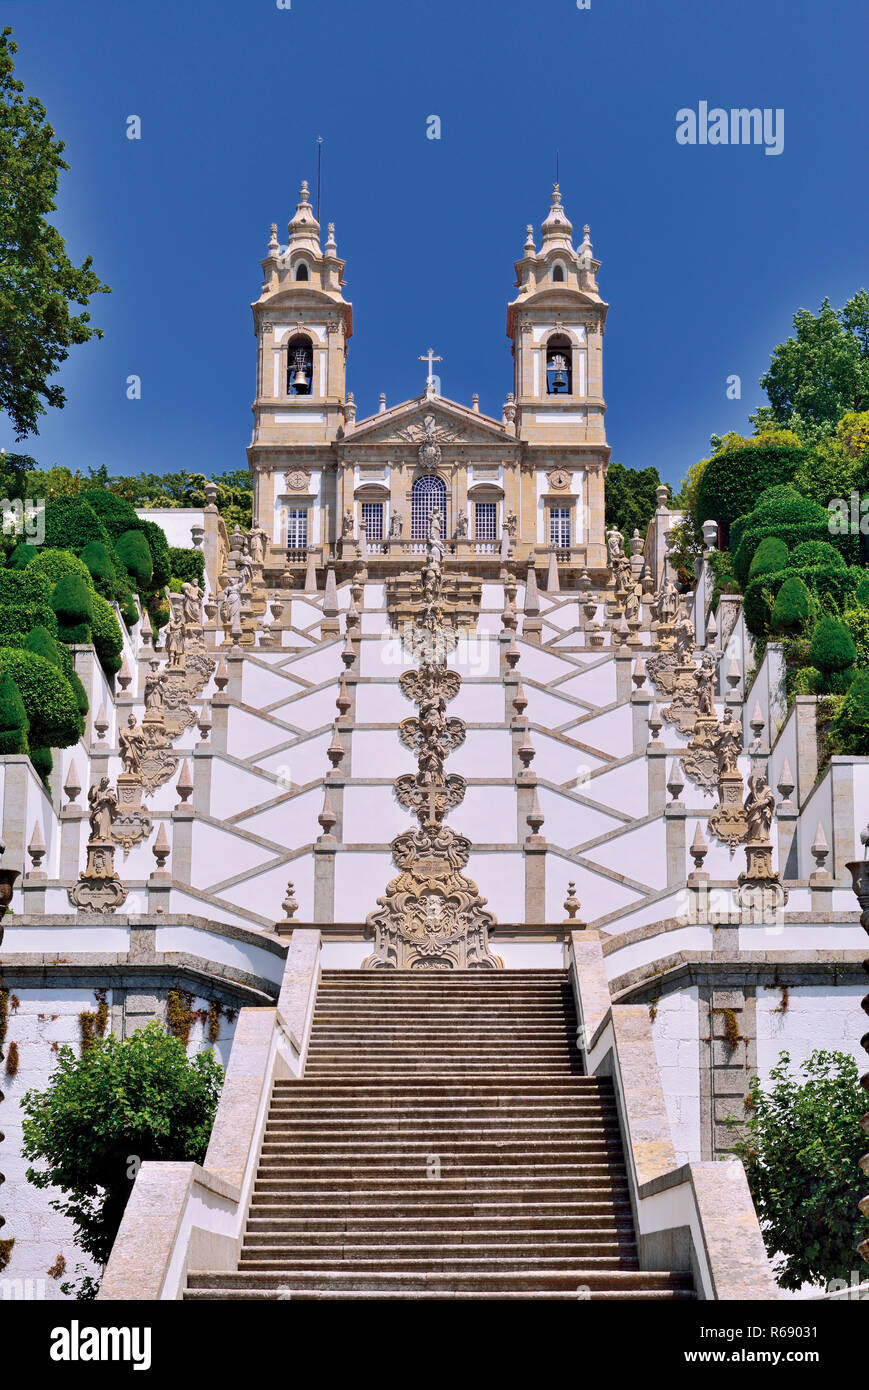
[647,746,667,816]
[614,649,632,704]
[793,695,818,808]
[630,690,651,754]
[665,802,687,886]
[1,756,30,874]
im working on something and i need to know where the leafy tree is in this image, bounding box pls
[733,1050,869,1291]
[21,1023,223,1273]
[756,292,869,433]
[604,462,662,544]
[696,442,807,537]
[0,28,109,438]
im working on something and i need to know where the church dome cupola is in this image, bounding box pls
[540,183,574,252]
[287,180,322,259]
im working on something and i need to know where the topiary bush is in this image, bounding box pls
[89,594,124,676]
[28,548,94,590]
[744,564,865,636]
[791,666,822,696]
[42,498,112,553]
[76,488,140,541]
[769,575,813,635]
[695,443,807,535]
[168,547,206,587]
[0,649,84,750]
[809,615,858,693]
[79,540,118,596]
[749,537,789,578]
[30,746,52,782]
[0,569,58,644]
[789,540,847,570]
[51,574,94,644]
[8,542,38,569]
[0,670,29,753]
[731,487,831,585]
[137,519,171,589]
[114,529,153,588]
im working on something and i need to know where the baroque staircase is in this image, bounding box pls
[184,971,694,1300]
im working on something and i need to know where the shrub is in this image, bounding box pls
[843,605,869,668]
[25,624,67,670]
[0,649,84,750]
[79,540,117,595]
[76,488,139,541]
[21,1022,224,1268]
[856,575,869,606]
[137,519,171,589]
[30,746,52,781]
[731,487,831,584]
[748,537,789,578]
[829,669,869,754]
[51,574,94,644]
[121,597,139,628]
[114,528,153,588]
[769,576,813,634]
[28,548,94,590]
[696,443,807,533]
[0,602,58,645]
[0,670,29,753]
[42,498,112,553]
[809,615,857,692]
[168,547,205,586]
[791,666,822,695]
[744,564,864,636]
[789,540,847,570]
[8,542,38,569]
[90,594,124,676]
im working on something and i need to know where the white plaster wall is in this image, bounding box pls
[354,683,414,723]
[544,851,642,921]
[351,731,416,779]
[343,785,410,843]
[449,684,505,722]
[756,985,865,1080]
[236,787,322,847]
[584,818,668,890]
[538,786,624,848]
[256,731,331,783]
[268,686,338,731]
[190,822,277,891]
[450,730,513,779]
[581,759,648,818]
[558,664,618,706]
[333,851,395,921]
[523,686,589,727]
[450,785,519,845]
[469,851,526,921]
[650,986,702,1164]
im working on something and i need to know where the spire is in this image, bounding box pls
[287,179,321,253]
[540,182,574,251]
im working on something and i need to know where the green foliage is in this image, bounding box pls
[856,575,869,606]
[7,541,37,569]
[50,573,93,636]
[137,519,170,589]
[90,593,124,676]
[748,537,789,578]
[791,666,822,696]
[27,546,92,589]
[745,565,865,637]
[604,462,662,544]
[0,647,83,749]
[809,615,858,692]
[789,540,847,570]
[42,497,112,553]
[21,1022,224,1266]
[0,566,57,643]
[30,745,51,781]
[168,547,205,586]
[660,514,702,588]
[110,468,253,532]
[731,486,830,584]
[758,292,869,432]
[79,539,117,594]
[114,528,153,588]
[828,670,869,755]
[695,443,807,533]
[769,575,813,635]
[24,622,66,670]
[732,1049,869,1291]
[0,669,28,753]
[76,487,139,541]
[792,436,858,511]
[0,28,110,438]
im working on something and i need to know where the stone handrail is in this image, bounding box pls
[568,929,779,1300]
[98,928,322,1301]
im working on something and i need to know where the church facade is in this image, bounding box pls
[248,182,609,580]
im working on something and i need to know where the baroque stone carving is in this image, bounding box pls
[393,413,462,471]
[364,506,502,970]
[68,778,128,913]
[735,769,788,916]
[547,468,572,491]
[286,468,312,491]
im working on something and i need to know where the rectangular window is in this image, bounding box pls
[286,508,308,550]
[475,502,497,541]
[361,502,384,541]
[550,507,572,548]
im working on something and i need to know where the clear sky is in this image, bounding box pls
[1,0,867,489]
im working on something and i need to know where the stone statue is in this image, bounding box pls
[164,602,186,670]
[248,528,266,565]
[745,771,775,842]
[181,580,204,627]
[624,583,640,622]
[455,509,467,539]
[119,712,146,776]
[144,665,164,711]
[88,776,116,841]
[220,580,242,634]
[674,600,695,655]
[238,561,253,592]
[657,577,678,625]
[342,508,354,537]
[696,653,716,718]
[606,526,625,566]
[506,511,518,539]
[716,708,742,777]
[389,511,403,540]
[428,507,445,568]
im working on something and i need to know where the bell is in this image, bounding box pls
[291,358,309,391]
[550,355,568,389]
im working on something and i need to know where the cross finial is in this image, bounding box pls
[418,347,443,398]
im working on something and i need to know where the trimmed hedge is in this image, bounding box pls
[770,576,813,635]
[696,444,807,531]
[789,540,847,570]
[809,615,857,692]
[30,746,52,781]
[77,488,140,541]
[168,547,205,586]
[43,497,113,553]
[830,670,869,755]
[138,519,171,588]
[744,564,865,636]
[0,649,84,751]
[51,574,94,631]
[8,542,38,569]
[115,529,153,588]
[0,602,58,645]
[749,537,789,578]
[79,540,118,595]
[90,593,124,675]
[28,548,94,590]
[731,487,831,584]
[0,670,28,754]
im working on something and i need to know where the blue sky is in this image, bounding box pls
[1,0,867,489]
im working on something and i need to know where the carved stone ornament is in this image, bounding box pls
[68,839,128,913]
[662,659,700,735]
[286,468,312,491]
[111,773,154,855]
[708,772,748,849]
[392,413,463,471]
[681,715,720,796]
[139,711,179,796]
[646,649,681,697]
[547,468,572,491]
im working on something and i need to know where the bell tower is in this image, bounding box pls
[248,180,353,542]
[506,185,609,570]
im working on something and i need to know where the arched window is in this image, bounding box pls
[287,334,313,395]
[295,263,309,281]
[552,264,565,282]
[411,474,447,541]
[546,334,572,395]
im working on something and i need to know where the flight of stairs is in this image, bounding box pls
[185,970,694,1300]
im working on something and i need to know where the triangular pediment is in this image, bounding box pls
[343,395,512,450]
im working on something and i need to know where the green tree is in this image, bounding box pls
[604,462,662,544]
[0,667,28,753]
[756,292,869,434]
[809,614,858,692]
[732,1050,869,1291]
[769,575,813,635]
[21,1023,223,1275]
[0,28,109,438]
